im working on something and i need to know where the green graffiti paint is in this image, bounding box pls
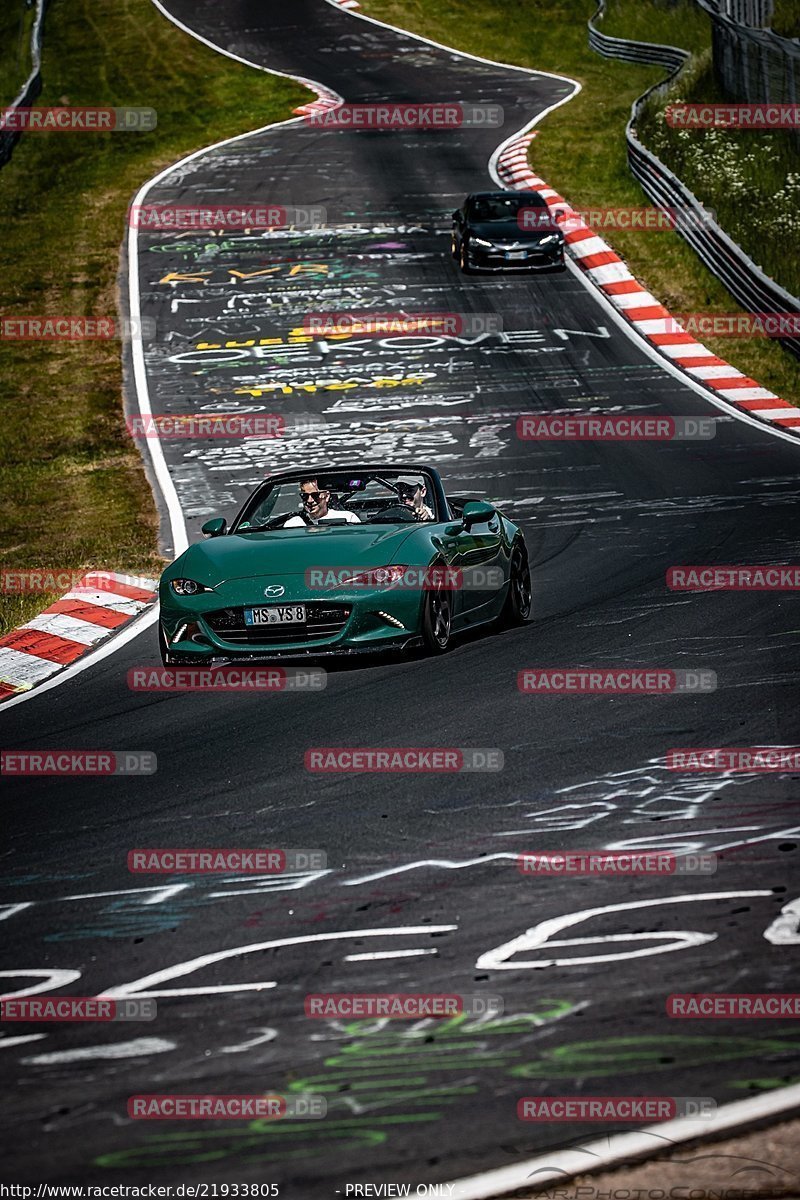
[510,1032,800,1079]
[94,1001,577,1169]
[95,1116,430,1169]
[729,1074,800,1091]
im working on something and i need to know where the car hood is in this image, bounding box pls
[167,524,424,587]
[469,219,559,242]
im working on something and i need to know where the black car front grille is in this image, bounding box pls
[203,603,352,645]
[479,243,556,256]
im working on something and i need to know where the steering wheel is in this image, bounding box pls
[373,504,417,522]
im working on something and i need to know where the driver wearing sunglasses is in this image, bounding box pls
[283,478,361,526]
[396,474,435,521]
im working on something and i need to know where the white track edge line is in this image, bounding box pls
[132,0,348,570]
[7,0,795,726]
[4,5,800,1185]
[8,0,46,113]
[307,6,800,1193]
[0,5,348,714]
[446,1081,800,1199]
[486,132,800,448]
[150,7,800,1186]
[3,0,575,712]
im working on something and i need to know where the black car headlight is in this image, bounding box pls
[471,237,494,249]
[538,234,562,246]
[170,578,215,596]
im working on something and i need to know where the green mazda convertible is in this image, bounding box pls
[158,463,531,664]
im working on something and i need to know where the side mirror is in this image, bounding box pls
[451,210,461,222]
[201,517,227,537]
[462,500,496,529]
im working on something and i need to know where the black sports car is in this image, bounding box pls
[451,190,566,273]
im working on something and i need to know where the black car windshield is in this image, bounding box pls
[233,471,439,531]
[468,195,543,222]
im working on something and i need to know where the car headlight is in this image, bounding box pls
[538,234,561,246]
[335,565,409,589]
[471,237,493,249]
[170,578,215,596]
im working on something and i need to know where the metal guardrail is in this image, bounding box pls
[587,0,800,361]
[1,0,48,171]
[588,6,689,72]
[696,0,800,110]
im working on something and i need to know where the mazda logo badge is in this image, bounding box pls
[264,584,285,598]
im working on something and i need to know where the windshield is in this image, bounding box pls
[234,471,439,532]
[469,195,544,222]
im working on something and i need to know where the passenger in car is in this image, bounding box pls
[284,478,361,526]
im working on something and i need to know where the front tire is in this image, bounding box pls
[459,241,473,274]
[421,578,453,654]
[500,543,532,626]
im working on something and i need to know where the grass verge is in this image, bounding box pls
[599,0,710,48]
[771,0,800,38]
[638,59,800,298]
[356,0,800,407]
[0,0,309,636]
[602,1,800,296]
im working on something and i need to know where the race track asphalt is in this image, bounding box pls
[1,0,799,1191]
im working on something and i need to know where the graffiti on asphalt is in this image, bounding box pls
[92,1002,579,1169]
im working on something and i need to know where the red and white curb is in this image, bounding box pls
[0,573,157,703]
[496,133,800,435]
[293,81,343,118]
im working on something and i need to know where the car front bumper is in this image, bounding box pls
[466,243,564,270]
[159,586,425,661]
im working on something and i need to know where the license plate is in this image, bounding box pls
[244,604,306,626]
[506,250,527,260]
